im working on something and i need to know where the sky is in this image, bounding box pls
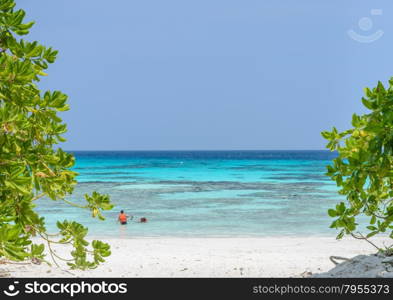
[19,0,393,150]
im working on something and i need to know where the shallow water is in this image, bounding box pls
[35,150,351,237]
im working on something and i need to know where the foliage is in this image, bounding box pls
[0,0,113,269]
[322,78,393,252]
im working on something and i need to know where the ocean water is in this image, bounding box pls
[36,150,347,237]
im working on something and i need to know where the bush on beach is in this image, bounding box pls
[0,0,113,269]
[322,78,393,254]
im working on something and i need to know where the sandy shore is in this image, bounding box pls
[1,236,389,278]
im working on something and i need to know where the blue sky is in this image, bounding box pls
[20,0,393,150]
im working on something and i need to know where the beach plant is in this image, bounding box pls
[322,78,393,253]
[0,0,113,269]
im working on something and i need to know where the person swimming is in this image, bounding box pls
[118,210,129,225]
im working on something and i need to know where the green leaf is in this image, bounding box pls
[366,231,378,238]
[361,98,374,110]
[328,209,337,217]
[336,202,346,215]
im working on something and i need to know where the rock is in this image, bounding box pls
[300,271,313,278]
[377,271,393,278]
[314,254,393,278]
[386,265,393,273]
[382,257,393,265]
[382,272,393,278]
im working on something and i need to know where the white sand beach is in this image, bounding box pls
[1,236,390,278]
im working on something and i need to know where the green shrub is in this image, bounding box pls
[0,0,113,269]
[322,78,393,252]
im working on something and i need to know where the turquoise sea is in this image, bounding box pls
[36,151,346,237]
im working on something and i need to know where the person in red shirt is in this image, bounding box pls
[118,210,129,225]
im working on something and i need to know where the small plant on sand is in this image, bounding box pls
[0,0,113,269]
[322,78,393,254]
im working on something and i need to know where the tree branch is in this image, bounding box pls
[350,232,381,251]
